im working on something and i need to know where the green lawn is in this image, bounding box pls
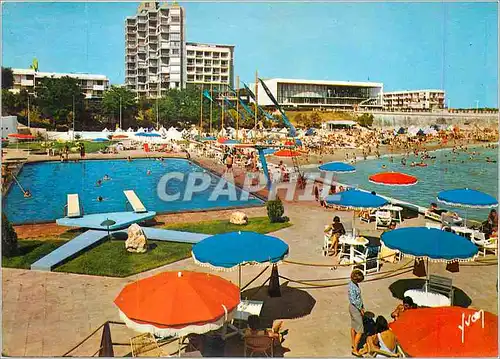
[2,239,67,269]
[3,217,291,277]
[5,140,111,153]
[162,216,292,234]
[54,239,192,277]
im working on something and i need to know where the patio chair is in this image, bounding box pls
[244,335,274,357]
[130,333,164,357]
[471,232,498,256]
[422,275,454,305]
[352,246,381,276]
[375,211,392,230]
[323,226,336,257]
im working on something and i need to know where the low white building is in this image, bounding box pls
[383,90,445,111]
[252,78,384,110]
[1,116,18,139]
[11,68,110,99]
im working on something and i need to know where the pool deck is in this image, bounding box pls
[2,203,498,357]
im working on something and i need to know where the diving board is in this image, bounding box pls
[56,211,156,230]
[138,228,209,244]
[67,194,81,218]
[31,230,108,271]
[124,190,147,213]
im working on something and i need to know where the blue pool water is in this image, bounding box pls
[4,159,263,224]
[325,145,498,221]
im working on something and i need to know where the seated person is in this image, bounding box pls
[324,216,346,255]
[244,315,285,344]
[360,316,398,357]
[391,296,416,321]
[482,209,498,238]
[428,202,439,214]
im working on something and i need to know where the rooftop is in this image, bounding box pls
[384,89,445,94]
[12,68,109,81]
[262,78,384,88]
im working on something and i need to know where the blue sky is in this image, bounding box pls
[2,1,498,108]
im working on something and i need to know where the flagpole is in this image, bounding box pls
[199,84,203,136]
[221,91,225,133]
[209,82,213,135]
[236,75,239,140]
[254,70,258,129]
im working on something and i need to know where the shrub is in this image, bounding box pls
[2,214,18,257]
[266,198,285,223]
[74,134,81,140]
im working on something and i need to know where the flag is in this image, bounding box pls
[258,79,296,136]
[238,98,254,117]
[203,89,214,102]
[243,82,257,102]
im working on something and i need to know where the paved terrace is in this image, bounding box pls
[3,203,498,357]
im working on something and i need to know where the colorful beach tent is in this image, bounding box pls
[369,172,418,186]
[114,271,240,338]
[437,188,498,208]
[319,162,355,173]
[381,227,478,262]
[390,307,498,357]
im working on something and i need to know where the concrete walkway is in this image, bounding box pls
[2,203,498,357]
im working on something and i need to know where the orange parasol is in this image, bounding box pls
[8,133,35,140]
[390,306,498,357]
[368,172,418,186]
[114,271,240,337]
[112,134,128,139]
[274,149,301,157]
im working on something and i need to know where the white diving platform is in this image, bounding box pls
[56,211,157,230]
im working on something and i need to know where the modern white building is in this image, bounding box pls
[1,116,18,140]
[125,1,186,98]
[252,78,384,110]
[10,69,110,99]
[186,42,234,91]
[383,90,445,111]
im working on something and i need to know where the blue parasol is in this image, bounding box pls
[325,188,388,209]
[202,136,217,141]
[437,188,498,209]
[381,227,478,262]
[223,139,241,145]
[262,148,277,155]
[93,138,109,142]
[192,231,289,291]
[319,162,356,173]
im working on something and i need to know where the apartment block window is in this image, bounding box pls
[171,48,179,55]
[171,33,180,41]
[171,16,180,22]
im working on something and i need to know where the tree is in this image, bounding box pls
[357,113,374,128]
[1,67,14,89]
[1,90,17,115]
[36,76,85,130]
[310,112,322,128]
[2,214,18,258]
[102,86,137,128]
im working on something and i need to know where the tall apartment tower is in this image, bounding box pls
[125,1,186,98]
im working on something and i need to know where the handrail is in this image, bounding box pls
[62,321,126,357]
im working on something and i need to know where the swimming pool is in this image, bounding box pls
[4,158,263,224]
[319,145,498,221]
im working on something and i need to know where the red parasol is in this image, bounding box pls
[390,306,498,357]
[112,134,128,139]
[284,140,294,146]
[217,137,229,144]
[114,271,240,338]
[368,172,418,186]
[8,133,35,140]
[274,149,301,157]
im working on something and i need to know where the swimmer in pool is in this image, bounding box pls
[147,170,152,175]
[410,162,416,167]
[24,190,32,198]
[103,174,111,181]
[97,196,103,202]
[382,165,387,169]
[96,180,102,187]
